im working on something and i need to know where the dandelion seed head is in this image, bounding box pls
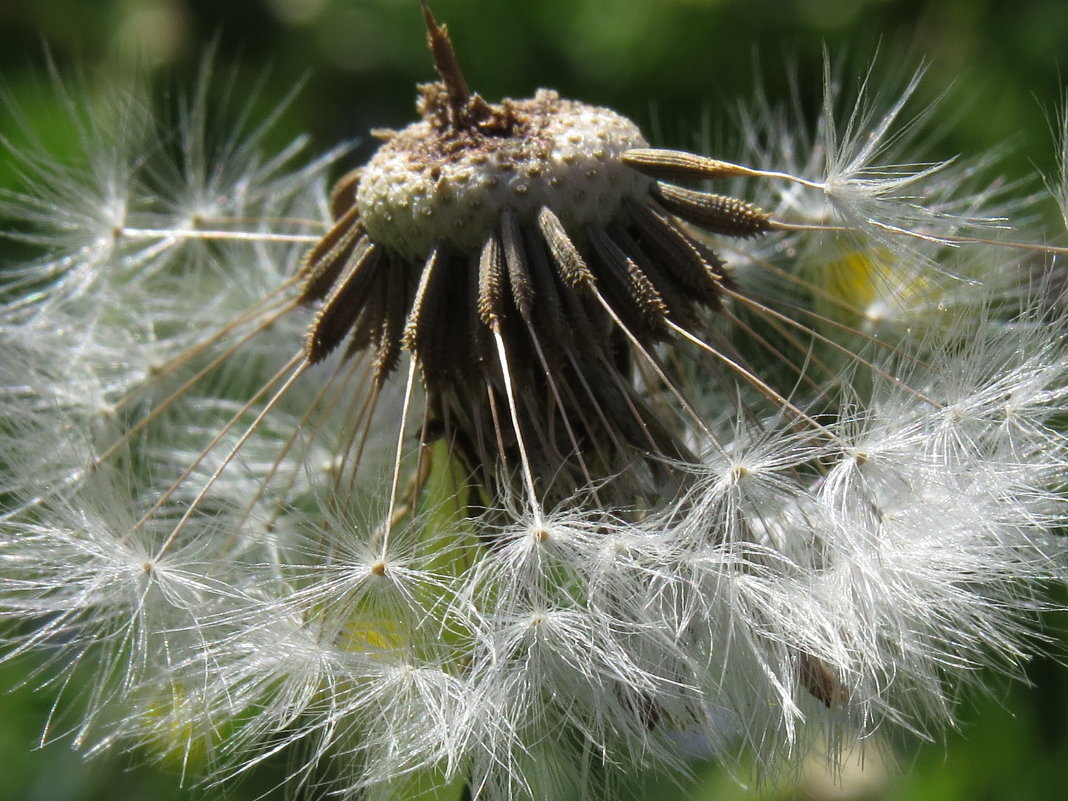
[4,5,1068,800]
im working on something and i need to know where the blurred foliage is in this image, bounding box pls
[2,1,1068,800]
[3,0,1067,176]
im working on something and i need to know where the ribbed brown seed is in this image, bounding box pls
[536,206,595,287]
[477,234,506,327]
[373,256,409,380]
[521,225,570,361]
[329,167,363,221]
[608,221,696,329]
[652,182,772,238]
[622,148,752,182]
[466,250,493,369]
[343,264,388,360]
[587,225,667,329]
[298,209,364,304]
[500,209,535,324]
[306,240,385,362]
[403,246,449,383]
[625,198,724,304]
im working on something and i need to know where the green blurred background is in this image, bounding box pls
[1,0,1067,799]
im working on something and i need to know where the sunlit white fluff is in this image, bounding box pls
[2,38,1068,801]
[0,461,234,752]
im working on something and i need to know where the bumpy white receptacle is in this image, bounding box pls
[357,90,652,260]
